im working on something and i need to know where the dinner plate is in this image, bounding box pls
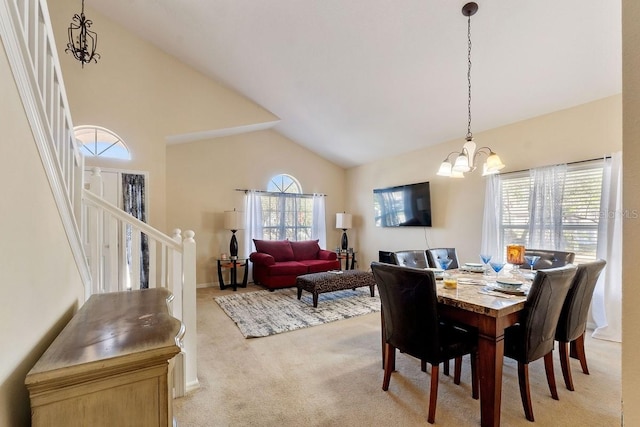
[465,262,484,267]
[461,265,485,273]
[491,285,527,296]
[496,278,523,287]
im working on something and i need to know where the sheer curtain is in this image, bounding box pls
[592,152,622,342]
[481,174,502,259]
[528,164,567,249]
[244,191,328,254]
[122,173,148,288]
[311,194,327,248]
[243,191,263,258]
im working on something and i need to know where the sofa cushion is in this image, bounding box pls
[253,239,295,262]
[299,259,341,273]
[290,240,320,261]
[266,261,309,276]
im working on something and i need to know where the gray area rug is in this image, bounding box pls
[214,287,381,338]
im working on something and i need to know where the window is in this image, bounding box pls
[498,161,603,263]
[261,175,314,241]
[74,125,131,160]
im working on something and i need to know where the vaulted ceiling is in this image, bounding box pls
[86,0,621,168]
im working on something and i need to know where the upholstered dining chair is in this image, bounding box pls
[426,248,459,270]
[524,249,575,270]
[391,250,429,269]
[371,262,478,424]
[503,264,577,422]
[555,259,607,391]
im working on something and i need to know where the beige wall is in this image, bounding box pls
[167,130,346,285]
[622,0,640,423]
[347,95,622,270]
[0,44,84,426]
[49,0,278,233]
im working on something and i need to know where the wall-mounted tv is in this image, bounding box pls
[373,181,432,227]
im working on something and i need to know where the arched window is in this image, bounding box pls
[74,125,131,160]
[267,174,302,193]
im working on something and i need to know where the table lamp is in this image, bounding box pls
[224,209,243,259]
[335,212,352,252]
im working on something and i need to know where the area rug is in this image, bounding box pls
[214,287,381,338]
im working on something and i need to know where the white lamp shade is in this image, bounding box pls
[452,153,471,173]
[336,212,352,229]
[224,210,243,230]
[437,161,452,176]
[485,153,505,172]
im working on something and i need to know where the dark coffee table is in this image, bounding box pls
[296,270,376,307]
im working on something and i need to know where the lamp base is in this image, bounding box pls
[230,230,238,258]
[341,229,348,252]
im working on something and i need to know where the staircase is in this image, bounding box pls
[0,0,198,395]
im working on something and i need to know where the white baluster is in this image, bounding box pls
[182,230,199,393]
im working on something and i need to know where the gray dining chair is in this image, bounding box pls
[426,248,460,270]
[524,249,575,269]
[371,262,478,424]
[391,250,429,269]
[503,264,577,422]
[555,259,607,390]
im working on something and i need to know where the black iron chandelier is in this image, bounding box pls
[65,0,100,67]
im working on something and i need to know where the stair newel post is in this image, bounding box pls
[169,229,183,319]
[182,230,199,393]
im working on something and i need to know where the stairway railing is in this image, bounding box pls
[1,0,198,396]
[83,185,199,395]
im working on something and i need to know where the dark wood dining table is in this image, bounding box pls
[381,270,528,427]
[438,272,527,427]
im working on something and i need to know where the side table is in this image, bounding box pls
[336,251,357,270]
[217,258,248,291]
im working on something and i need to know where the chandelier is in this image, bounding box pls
[65,0,100,67]
[437,2,504,178]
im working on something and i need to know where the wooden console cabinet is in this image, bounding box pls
[25,288,184,427]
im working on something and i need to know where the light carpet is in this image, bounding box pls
[214,287,381,338]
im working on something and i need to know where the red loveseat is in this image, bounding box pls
[249,239,340,290]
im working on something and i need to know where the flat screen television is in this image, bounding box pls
[373,181,432,227]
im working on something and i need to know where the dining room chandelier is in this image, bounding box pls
[437,2,505,178]
[65,0,100,67]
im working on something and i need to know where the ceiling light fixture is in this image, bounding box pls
[65,0,100,67]
[437,2,505,178]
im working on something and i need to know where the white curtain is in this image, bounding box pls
[311,194,327,248]
[528,164,567,249]
[592,152,622,342]
[481,174,502,259]
[243,191,263,258]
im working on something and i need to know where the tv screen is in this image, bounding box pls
[373,181,432,227]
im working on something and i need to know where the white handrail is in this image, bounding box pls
[83,190,182,251]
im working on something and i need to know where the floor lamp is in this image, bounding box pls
[335,212,352,252]
[224,209,243,259]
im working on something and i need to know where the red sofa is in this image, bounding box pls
[249,239,340,290]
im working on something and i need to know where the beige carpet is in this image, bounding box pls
[174,284,622,426]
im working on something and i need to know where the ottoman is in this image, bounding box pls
[296,270,376,308]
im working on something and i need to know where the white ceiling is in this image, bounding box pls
[86,0,622,168]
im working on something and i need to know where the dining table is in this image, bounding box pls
[380,268,530,427]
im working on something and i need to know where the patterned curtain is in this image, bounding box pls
[122,174,149,288]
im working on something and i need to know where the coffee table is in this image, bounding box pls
[296,270,376,307]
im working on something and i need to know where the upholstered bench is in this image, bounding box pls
[296,270,376,308]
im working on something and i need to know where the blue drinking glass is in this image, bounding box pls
[524,255,540,272]
[489,261,506,279]
[480,254,492,264]
[438,258,453,270]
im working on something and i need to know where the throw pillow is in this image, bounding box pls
[253,239,295,262]
[290,240,320,261]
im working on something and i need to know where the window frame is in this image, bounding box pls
[498,161,604,263]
